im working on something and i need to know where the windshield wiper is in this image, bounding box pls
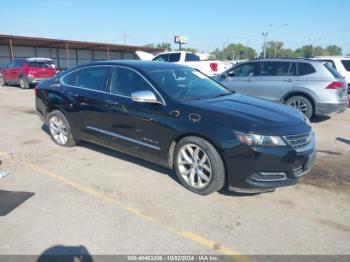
[209,92,232,99]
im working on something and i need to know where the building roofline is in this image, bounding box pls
[0,34,164,53]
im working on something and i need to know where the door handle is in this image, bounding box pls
[245,79,252,82]
[284,79,293,82]
[67,91,79,98]
[105,100,119,106]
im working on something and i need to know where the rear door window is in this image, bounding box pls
[341,60,350,72]
[185,53,200,62]
[288,62,297,76]
[110,67,153,97]
[153,54,170,62]
[28,62,51,68]
[62,66,110,92]
[6,61,16,68]
[169,53,181,62]
[260,62,291,76]
[229,62,261,77]
[15,60,26,68]
[298,63,316,76]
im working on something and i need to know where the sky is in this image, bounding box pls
[0,0,349,54]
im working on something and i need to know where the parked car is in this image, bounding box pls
[36,61,316,195]
[313,56,350,104]
[0,58,57,89]
[136,51,232,76]
[216,59,348,119]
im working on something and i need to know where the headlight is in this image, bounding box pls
[235,132,287,146]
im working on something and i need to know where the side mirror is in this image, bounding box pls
[131,90,162,104]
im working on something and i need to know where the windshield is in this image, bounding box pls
[146,68,231,101]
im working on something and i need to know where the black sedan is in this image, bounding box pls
[35,61,316,195]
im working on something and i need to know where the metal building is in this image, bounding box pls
[0,34,163,70]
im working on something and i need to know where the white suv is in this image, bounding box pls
[314,57,350,96]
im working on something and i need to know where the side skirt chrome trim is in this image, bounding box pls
[85,126,161,151]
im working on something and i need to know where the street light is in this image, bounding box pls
[308,38,322,57]
[262,32,268,58]
[270,24,288,58]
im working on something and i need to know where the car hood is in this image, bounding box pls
[185,93,310,135]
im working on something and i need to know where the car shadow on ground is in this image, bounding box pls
[311,115,331,123]
[36,245,93,262]
[41,124,181,186]
[336,137,350,145]
[0,190,35,216]
[41,124,263,197]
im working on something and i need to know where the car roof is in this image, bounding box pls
[314,56,350,60]
[81,60,192,71]
[246,58,323,64]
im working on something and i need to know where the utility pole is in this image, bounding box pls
[245,40,249,59]
[262,32,268,58]
[274,41,278,58]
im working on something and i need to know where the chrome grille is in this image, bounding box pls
[284,132,315,153]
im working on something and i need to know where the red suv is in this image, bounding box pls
[0,58,57,89]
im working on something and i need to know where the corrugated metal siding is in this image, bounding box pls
[36,48,51,57]
[0,45,10,56]
[0,58,11,67]
[77,59,91,65]
[13,46,35,57]
[123,52,135,60]
[58,48,76,59]
[77,50,91,59]
[94,51,107,60]
[110,51,122,60]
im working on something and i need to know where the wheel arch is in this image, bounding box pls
[282,91,316,114]
[168,133,228,174]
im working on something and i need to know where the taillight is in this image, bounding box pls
[326,81,345,89]
[210,63,218,72]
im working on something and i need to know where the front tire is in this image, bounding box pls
[174,136,225,195]
[48,110,76,147]
[286,95,313,119]
[19,77,29,89]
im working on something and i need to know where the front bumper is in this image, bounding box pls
[225,145,317,193]
[315,101,348,115]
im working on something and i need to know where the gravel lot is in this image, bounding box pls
[0,85,349,259]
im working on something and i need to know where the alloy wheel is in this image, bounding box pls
[19,78,26,89]
[288,99,308,114]
[177,144,212,189]
[49,115,68,145]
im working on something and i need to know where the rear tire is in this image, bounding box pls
[174,136,225,195]
[286,95,313,119]
[19,77,29,89]
[47,110,76,147]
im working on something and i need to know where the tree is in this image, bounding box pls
[262,41,298,58]
[211,43,256,60]
[326,45,342,56]
[182,47,197,53]
[145,43,172,51]
[156,42,172,52]
[295,45,314,58]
